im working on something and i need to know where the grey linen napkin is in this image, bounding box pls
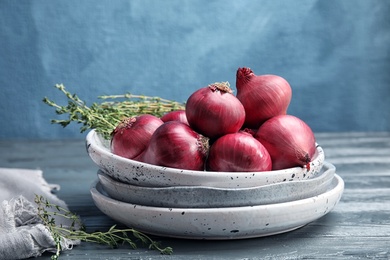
[0,168,80,259]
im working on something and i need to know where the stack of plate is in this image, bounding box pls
[86,130,344,240]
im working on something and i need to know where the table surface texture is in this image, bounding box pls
[0,132,389,260]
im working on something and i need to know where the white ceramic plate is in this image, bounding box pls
[86,129,325,188]
[98,162,335,208]
[90,174,344,240]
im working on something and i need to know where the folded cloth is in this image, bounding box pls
[0,168,80,259]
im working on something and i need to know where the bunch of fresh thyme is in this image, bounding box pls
[35,195,173,259]
[42,85,178,258]
[43,84,185,139]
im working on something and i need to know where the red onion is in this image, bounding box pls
[239,128,257,137]
[254,114,316,170]
[110,114,163,159]
[160,110,189,125]
[141,121,209,171]
[236,67,292,129]
[185,82,245,140]
[206,132,272,172]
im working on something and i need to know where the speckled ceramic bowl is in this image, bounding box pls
[97,162,335,208]
[90,174,344,240]
[86,129,325,188]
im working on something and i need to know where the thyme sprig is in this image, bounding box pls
[43,84,185,139]
[34,195,173,259]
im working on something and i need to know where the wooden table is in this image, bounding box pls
[1,132,389,259]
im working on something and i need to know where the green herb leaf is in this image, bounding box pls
[35,195,173,259]
[43,84,185,139]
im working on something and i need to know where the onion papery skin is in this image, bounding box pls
[254,114,316,170]
[110,114,163,159]
[185,82,246,140]
[206,132,272,172]
[160,110,189,125]
[239,128,257,137]
[141,121,209,171]
[236,67,292,129]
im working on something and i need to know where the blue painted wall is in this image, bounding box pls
[1,0,389,139]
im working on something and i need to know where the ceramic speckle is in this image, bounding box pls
[86,130,325,188]
[90,174,344,240]
[98,162,336,208]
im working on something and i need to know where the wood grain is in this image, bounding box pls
[0,132,389,259]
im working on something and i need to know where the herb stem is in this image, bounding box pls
[43,84,185,139]
[35,195,173,259]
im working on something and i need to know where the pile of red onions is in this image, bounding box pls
[109,67,317,172]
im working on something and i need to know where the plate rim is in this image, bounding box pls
[86,129,326,188]
[97,162,336,208]
[98,161,335,192]
[90,174,344,239]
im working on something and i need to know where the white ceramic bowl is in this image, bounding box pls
[90,174,344,240]
[98,162,335,208]
[86,129,325,188]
